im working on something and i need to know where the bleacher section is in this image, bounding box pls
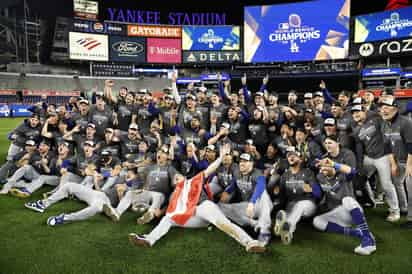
[0,72,170,105]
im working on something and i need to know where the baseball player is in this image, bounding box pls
[380,97,412,226]
[102,146,177,224]
[6,113,42,161]
[313,135,376,255]
[0,139,37,184]
[273,146,322,245]
[351,103,400,222]
[127,144,266,253]
[218,153,273,246]
[24,182,112,226]
[0,140,54,197]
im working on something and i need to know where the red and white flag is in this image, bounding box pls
[166,172,204,225]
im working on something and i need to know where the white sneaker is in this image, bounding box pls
[0,188,9,194]
[386,212,400,223]
[102,204,120,222]
[354,234,376,256]
[354,244,377,255]
[245,240,266,253]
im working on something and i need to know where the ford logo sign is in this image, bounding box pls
[112,41,144,54]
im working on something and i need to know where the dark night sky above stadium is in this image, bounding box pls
[2,0,405,23]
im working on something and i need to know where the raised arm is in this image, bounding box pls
[204,143,230,178]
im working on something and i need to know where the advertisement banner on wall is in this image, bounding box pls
[352,37,412,57]
[127,25,182,38]
[10,105,32,117]
[182,51,242,63]
[69,32,109,61]
[362,68,401,77]
[72,20,126,35]
[110,36,146,62]
[73,0,98,20]
[354,6,412,43]
[244,0,350,62]
[147,38,181,63]
[182,26,240,51]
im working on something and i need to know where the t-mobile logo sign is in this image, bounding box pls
[147,38,181,63]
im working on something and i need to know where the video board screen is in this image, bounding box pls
[244,0,350,62]
[354,6,412,43]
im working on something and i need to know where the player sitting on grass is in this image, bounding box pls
[273,146,322,245]
[312,136,376,255]
[127,144,266,253]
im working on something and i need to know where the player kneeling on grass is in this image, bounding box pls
[218,153,273,246]
[273,146,322,245]
[128,144,266,253]
[312,136,376,255]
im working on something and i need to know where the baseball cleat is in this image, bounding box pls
[280,222,293,245]
[258,233,272,246]
[137,211,155,225]
[25,200,46,213]
[246,240,266,253]
[386,212,400,223]
[354,233,376,256]
[274,210,287,236]
[128,233,151,247]
[9,187,31,198]
[0,188,9,194]
[131,203,148,214]
[102,204,120,222]
[47,214,65,226]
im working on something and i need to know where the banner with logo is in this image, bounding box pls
[353,37,412,57]
[362,68,401,77]
[182,51,242,63]
[244,0,350,62]
[72,20,126,35]
[182,26,240,51]
[128,25,182,38]
[69,32,109,61]
[147,38,181,63]
[73,0,98,20]
[110,36,146,62]
[354,6,412,44]
[10,104,32,117]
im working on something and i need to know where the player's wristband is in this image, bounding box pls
[333,162,342,171]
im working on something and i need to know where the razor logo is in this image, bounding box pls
[378,38,412,54]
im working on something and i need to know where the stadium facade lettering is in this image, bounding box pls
[107,8,226,25]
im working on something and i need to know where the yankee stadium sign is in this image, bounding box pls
[107,8,227,25]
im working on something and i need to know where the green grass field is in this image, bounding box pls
[1,118,412,274]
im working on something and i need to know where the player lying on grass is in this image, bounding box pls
[127,144,267,253]
[23,152,121,226]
